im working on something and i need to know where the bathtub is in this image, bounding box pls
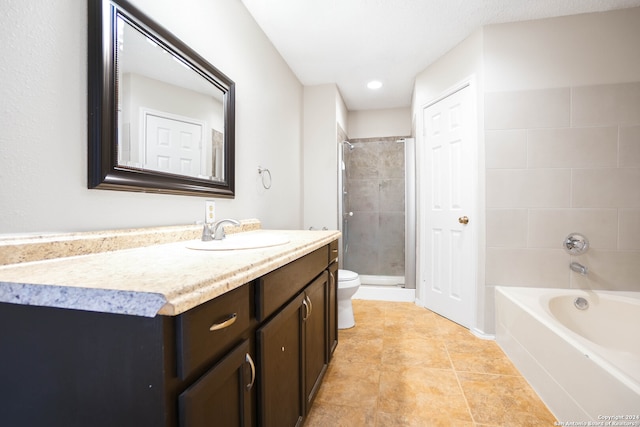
[495,286,640,422]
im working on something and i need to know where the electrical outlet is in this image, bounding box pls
[205,200,216,224]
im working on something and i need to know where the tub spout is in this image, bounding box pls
[570,261,588,275]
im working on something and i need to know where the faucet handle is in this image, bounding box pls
[201,223,214,241]
[563,233,589,255]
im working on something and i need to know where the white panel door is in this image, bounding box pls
[144,114,203,177]
[419,84,476,328]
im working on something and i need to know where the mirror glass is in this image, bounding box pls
[88,0,235,197]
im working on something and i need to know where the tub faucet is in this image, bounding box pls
[570,261,588,275]
[202,219,240,241]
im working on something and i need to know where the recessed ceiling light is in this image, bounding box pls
[367,80,383,90]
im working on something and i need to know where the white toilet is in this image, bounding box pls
[337,269,361,329]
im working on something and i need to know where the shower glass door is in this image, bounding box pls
[341,138,406,284]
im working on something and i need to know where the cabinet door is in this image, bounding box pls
[327,263,338,358]
[257,294,304,427]
[303,272,328,410]
[178,339,255,427]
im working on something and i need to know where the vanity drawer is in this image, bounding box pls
[329,239,339,264]
[176,284,252,379]
[256,245,328,321]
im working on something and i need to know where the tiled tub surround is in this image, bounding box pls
[344,137,407,277]
[0,222,340,317]
[485,82,640,325]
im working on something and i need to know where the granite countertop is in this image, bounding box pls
[0,228,340,317]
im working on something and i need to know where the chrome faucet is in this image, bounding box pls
[202,219,240,241]
[570,261,588,275]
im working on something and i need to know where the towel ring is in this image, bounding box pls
[258,166,272,189]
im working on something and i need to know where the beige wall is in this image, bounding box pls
[484,8,640,92]
[484,8,640,318]
[0,0,303,234]
[412,29,488,332]
[412,30,484,113]
[413,7,640,334]
[303,84,345,230]
[347,108,412,139]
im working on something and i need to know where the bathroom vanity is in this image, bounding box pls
[0,227,340,427]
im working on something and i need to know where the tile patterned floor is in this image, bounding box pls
[305,300,557,426]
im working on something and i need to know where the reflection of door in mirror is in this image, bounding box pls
[117,15,225,182]
[143,111,203,177]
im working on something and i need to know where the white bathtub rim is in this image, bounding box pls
[495,286,640,395]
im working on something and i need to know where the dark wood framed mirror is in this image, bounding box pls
[88,0,235,197]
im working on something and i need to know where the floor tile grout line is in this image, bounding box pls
[318,301,555,426]
[439,313,478,425]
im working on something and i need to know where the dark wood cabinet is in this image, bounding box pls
[257,272,329,427]
[327,261,338,358]
[303,272,328,410]
[0,239,339,427]
[179,339,255,427]
[257,292,305,427]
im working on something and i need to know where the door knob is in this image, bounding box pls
[458,216,469,225]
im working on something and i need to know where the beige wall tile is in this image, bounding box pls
[485,130,527,169]
[485,88,570,130]
[619,209,640,250]
[486,209,528,247]
[528,209,618,250]
[572,168,640,208]
[486,248,570,287]
[571,250,640,291]
[572,82,640,127]
[527,127,618,168]
[619,125,640,167]
[487,169,571,208]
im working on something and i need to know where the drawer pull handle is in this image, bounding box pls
[245,353,256,390]
[306,295,313,317]
[302,298,310,321]
[209,313,237,331]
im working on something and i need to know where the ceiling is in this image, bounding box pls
[241,0,640,111]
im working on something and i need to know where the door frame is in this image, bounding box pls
[415,75,485,335]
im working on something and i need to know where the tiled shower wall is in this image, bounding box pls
[344,137,406,277]
[485,82,640,310]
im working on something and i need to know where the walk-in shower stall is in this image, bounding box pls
[339,137,416,300]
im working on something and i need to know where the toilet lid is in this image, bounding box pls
[338,269,358,281]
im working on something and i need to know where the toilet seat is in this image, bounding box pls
[338,269,358,282]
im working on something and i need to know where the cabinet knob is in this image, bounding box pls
[281,346,285,352]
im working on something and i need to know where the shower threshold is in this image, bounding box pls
[359,274,404,287]
[353,275,415,302]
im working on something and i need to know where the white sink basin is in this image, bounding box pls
[186,232,290,251]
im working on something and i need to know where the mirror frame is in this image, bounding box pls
[88,0,235,198]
